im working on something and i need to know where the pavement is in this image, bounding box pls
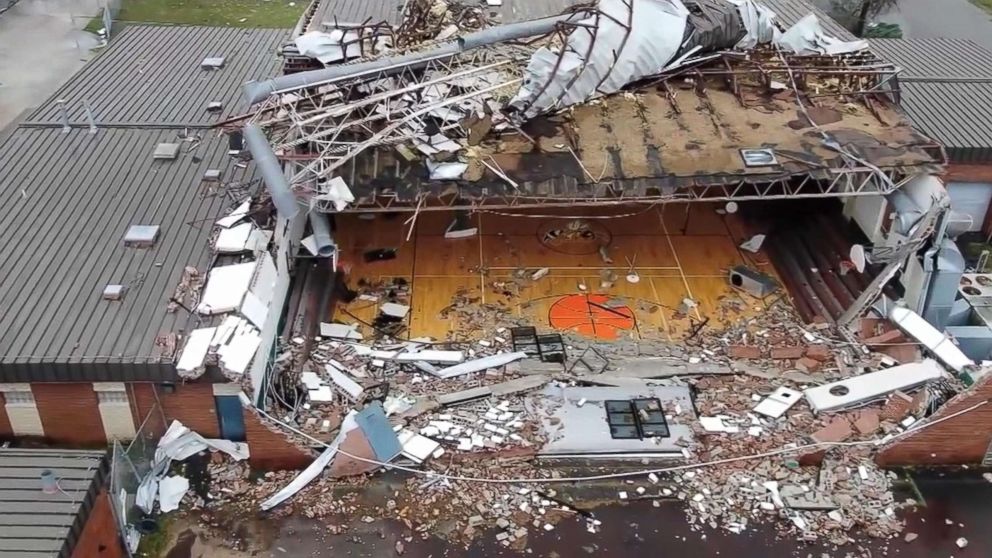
[879,0,992,50]
[0,0,101,129]
[161,470,990,557]
[811,0,992,51]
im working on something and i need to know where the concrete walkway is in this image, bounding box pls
[0,0,102,129]
[881,0,992,50]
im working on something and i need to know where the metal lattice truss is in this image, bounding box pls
[241,0,946,214]
[248,45,535,194]
[330,167,917,213]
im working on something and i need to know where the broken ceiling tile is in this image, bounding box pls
[753,386,802,419]
[214,222,254,253]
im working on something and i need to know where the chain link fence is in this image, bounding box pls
[109,402,167,557]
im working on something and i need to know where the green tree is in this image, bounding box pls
[826,0,901,36]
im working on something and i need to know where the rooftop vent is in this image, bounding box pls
[103,284,125,300]
[201,57,225,70]
[124,225,160,247]
[153,143,180,160]
[740,148,778,167]
[203,169,222,182]
[206,101,224,112]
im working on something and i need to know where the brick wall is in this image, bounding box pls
[33,384,106,446]
[0,393,12,440]
[129,383,313,471]
[876,374,992,466]
[71,489,124,558]
[129,382,220,439]
[243,408,314,471]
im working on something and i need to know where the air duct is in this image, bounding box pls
[308,210,336,258]
[243,14,575,105]
[243,124,300,220]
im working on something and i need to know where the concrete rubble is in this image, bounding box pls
[168,282,974,553]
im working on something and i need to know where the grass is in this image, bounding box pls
[83,12,107,35]
[92,0,306,30]
[971,0,992,14]
[135,513,175,558]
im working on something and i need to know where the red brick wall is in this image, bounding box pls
[33,384,106,446]
[0,393,12,440]
[945,164,992,183]
[876,374,992,466]
[129,383,313,471]
[129,382,220,439]
[243,408,314,471]
[71,489,124,558]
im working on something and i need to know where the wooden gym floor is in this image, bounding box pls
[331,203,787,343]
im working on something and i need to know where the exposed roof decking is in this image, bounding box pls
[25,25,287,127]
[0,127,256,381]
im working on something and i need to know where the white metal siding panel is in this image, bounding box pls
[947,182,992,232]
[5,405,44,437]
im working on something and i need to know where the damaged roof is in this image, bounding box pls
[0,128,256,382]
[248,0,941,210]
[870,38,992,164]
[24,25,287,127]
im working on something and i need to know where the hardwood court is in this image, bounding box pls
[331,203,787,342]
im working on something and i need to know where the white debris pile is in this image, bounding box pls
[409,396,544,453]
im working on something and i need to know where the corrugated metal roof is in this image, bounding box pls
[898,81,992,164]
[0,127,258,382]
[762,0,856,41]
[25,25,287,127]
[0,449,105,558]
[869,38,992,163]
[308,0,405,30]
[870,38,992,79]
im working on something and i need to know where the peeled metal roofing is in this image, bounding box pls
[0,449,105,558]
[24,25,287,127]
[0,127,257,382]
[869,38,992,79]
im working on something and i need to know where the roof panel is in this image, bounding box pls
[24,25,287,126]
[898,81,992,162]
[0,127,257,378]
[870,38,992,79]
[0,450,104,558]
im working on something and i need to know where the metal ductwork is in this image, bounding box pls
[243,124,300,220]
[308,210,336,258]
[243,14,576,105]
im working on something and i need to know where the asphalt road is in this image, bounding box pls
[164,470,990,557]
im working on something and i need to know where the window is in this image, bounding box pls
[605,399,670,440]
[4,390,35,405]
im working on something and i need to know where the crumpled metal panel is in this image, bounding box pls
[510,0,690,119]
[777,14,868,55]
